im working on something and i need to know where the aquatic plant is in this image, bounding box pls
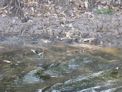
[34,70,51,80]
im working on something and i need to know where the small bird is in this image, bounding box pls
[31,49,44,57]
[31,49,38,54]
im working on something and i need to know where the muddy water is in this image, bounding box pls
[0,44,122,92]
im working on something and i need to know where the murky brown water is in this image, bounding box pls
[0,44,122,92]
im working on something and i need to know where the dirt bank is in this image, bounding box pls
[0,0,122,48]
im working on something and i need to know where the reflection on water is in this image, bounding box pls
[0,45,122,92]
[22,69,43,84]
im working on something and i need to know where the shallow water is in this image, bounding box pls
[0,45,122,92]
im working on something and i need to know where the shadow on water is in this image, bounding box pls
[0,45,122,92]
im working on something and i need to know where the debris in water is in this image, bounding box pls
[3,60,12,64]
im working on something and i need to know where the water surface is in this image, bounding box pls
[0,44,122,92]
